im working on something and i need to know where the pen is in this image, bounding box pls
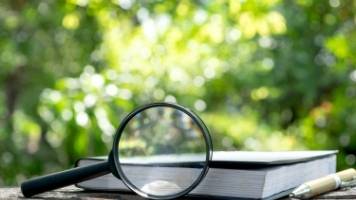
[290,168,356,199]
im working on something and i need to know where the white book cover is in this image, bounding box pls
[75,151,337,199]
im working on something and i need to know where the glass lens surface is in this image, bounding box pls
[117,106,208,198]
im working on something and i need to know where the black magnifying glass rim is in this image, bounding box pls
[112,102,213,200]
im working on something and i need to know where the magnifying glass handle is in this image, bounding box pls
[21,161,110,197]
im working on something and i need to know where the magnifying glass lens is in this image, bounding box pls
[20,103,211,199]
[116,106,208,198]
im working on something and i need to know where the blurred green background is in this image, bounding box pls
[1,0,356,186]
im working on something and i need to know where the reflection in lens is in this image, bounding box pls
[117,106,207,197]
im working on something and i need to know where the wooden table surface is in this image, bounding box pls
[1,186,356,199]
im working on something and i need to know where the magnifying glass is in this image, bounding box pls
[21,102,213,199]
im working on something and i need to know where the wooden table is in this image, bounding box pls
[1,186,356,199]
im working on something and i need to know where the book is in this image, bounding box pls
[75,151,337,200]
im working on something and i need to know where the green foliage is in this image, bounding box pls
[0,0,355,185]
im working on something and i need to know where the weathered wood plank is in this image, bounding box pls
[0,186,143,200]
[313,187,356,199]
[1,186,355,199]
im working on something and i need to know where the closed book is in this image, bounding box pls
[75,151,337,200]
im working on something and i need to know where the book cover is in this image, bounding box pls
[74,151,337,199]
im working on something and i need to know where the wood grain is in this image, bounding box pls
[1,186,356,200]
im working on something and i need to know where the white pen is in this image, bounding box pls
[290,168,356,199]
